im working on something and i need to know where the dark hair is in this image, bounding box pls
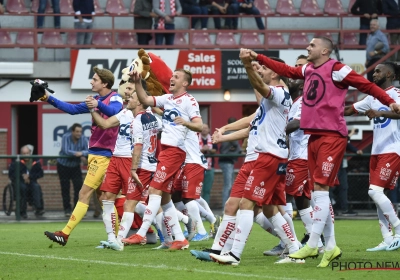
[93,66,115,89]
[314,36,333,54]
[296,54,308,61]
[175,69,192,86]
[381,62,400,80]
[71,123,82,132]
[127,78,148,91]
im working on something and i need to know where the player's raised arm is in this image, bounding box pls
[128,70,155,106]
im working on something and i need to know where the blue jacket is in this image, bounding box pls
[382,0,400,29]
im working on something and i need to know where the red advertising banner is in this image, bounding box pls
[175,50,221,89]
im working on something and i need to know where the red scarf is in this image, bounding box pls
[157,0,176,30]
[199,133,213,170]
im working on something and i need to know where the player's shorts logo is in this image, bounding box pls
[303,73,325,107]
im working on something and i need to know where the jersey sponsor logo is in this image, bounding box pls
[285,172,295,186]
[154,169,167,183]
[282,223,295,242]
[281,89,292,108]
[196,186,202,195]
[277,162,287,174]
[303,73,325,107]
[380,164,392,181]
[127,177,136,193]
[322,160,334,177]
[218,221,236,247]
[245,175,254,190]
[373,107,391,129]
[145,209,152,215]
[163,108,182,126]
[141,120,159,131]
[253,186,266,199]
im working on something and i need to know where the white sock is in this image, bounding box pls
[155,211,164,231]
[310,192,316,209]
[323,203,336,251]
[308,191,330,248]
[254,212,278,237]
[196,197,213,217]
[117,212,134,240]
[102,200,116,242]
[174,201,186,213]
[299,206,314,234]
[283,203,293,218]
[162,200,185,241]
[369,186,400,233]
[197,201,217,224]
[231,210,254,259]
[134,203,146,217]
[137,194,161,237]
[162,212,173,244]
[186,200,207,235]
[376,205,393,244]
[270,212,299,254]
[222,223,237,254]
[175,208,189,224]
[211,214,236,251]
[283,212,298,242]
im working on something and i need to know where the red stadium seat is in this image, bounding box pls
[93,0,105,15]
[41,31,63,45]
[216,32,237,47]
[192,32,213,47]
[276,0,299,16]
[324,0,346,16]
[7,0,29,14]
[31,0,52,13]
[254,0,274,16]
[0,31,13,45]
[289,32,309,47]
[267,32,286,47]
[130,0,136,13]
[300,0,323,16]
[240,32,262,48]
[348,0,356,13]
[66,32,77,44]
[174,33,188,46]
[117,32,138,46]
[106,0,128,15]
[16,31,35,45]
[92,32,113,46]
[343,32,358,45]
[60,0,74,14]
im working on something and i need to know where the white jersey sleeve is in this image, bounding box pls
[113,109,134,157]
[288,97,309,160]
[353,96,373,114]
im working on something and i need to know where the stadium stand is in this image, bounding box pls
[216,32,238,47]
[240,32,263,48]
[60,0,74,14]
[275,0,299,16]
[117,32,138,46]
[174,33,188,46]
[129,0,136,14]
[324,0,346,16]
[31,0,52,13]
[16,31,34,45]
[92,32,113,46]
[41,31,63,45]
[192,32,213,47]
[289,32,309,47]
[94,0,105,15]
[6,0,29,14]
[300,0,324,16]
[105,0,129,15]
[0,31,13,45]
[343,32,358,45]
[255,0,274,16]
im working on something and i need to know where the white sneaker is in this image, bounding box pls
[210,251,240,266]
[108,239,124,251]
[275,256,305,264]
[366,241,389,252]
[152,242,171,250]
[263,244,285,256]
[386,235,400,251]
[278,245,289,259]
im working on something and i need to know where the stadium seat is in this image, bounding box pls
[106,0,128,15]
[300,0,323,16]
[31,0,52,13]
[348,0,356,13]
[276,0,299,16]
[343,32,358,45]
[216,32,237,47]
[92,32,113,46]
[117,32,138,46]
[267,32,286,47]
[0,31,13,45]
[192,32,213,47]
[16,31,34,45]
[60,0,74,14]
[7,0,29,14]
[324,0,346,16]
[289,32,309,47]
[130,0,136,13]
[41,31,64,45]
[174,33,188,46]
[240,32,262,48]
[66,32,77,45]
[315,32,336,44]
[254,0,274,15]
[94,0,105,15]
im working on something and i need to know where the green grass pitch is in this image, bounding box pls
[0,220,399,279]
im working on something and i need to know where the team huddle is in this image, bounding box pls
[41,37,400,268]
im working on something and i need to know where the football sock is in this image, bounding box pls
[197,202,216,224]
[323,203,336,251]
[137,194,161,237]
[62,201,89,235]
[175,207,189,224]
[254,212,278,237]
[270,212,299,254]
[211,214,236,251]
[102,200,117,242]
[283,212,298,242]
[117,211,134,240]
[308,191,330,249]
[186,200,207,235]
[162,200,185,241]
[299,206,313,234]
[231,210,253,259]
[376,205,393,244]
[134,203,146,217]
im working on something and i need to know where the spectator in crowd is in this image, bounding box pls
[181,0,208,30]
[8,145,45,219]
[351,0,381,45]
[153,0,182,45]
[199,123,218,203]
[73,0,95,45]
[365,19,389,82]
[134,0,157,45]
[208,0,231,29]
[37,0,60,29]
[0,0,4,15]
[382,0,400,61]
[218,117,241,208]
[331,128,363,216]
[226,0,264,30]
[57,123,89,217]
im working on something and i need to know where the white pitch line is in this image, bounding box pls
[0,251,306,280]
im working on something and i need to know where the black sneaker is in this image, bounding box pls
[300,233,310,246]
[44,231,69,246]
[35,209,45,216]
[341,210,358,216]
